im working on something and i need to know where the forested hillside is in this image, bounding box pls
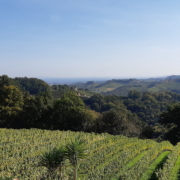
[14,77,50,95]
[83,91,180,125]
[0,75,50,95]
[50,84,96,99]
[1,74,180,144]
[0,75,150,139]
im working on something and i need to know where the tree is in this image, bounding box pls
[0,75,22,90]
[98,109,128,135]
[97,109,142,137]
[0,75,11,87]
[159,103,180,144]
[0,75,24,127]
[18,91,53,129]
[38,147,66,179]
[0,85,23,127]
[14,77,50,95]
[65,136,87,180]
[52,92,86,131]
[38,136,88,180]
[84,94,105,112]
[128,90,141,100]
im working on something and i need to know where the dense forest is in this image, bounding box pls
[14,77,50,94]
[1,75,180,144]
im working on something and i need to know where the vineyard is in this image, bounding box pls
[0,129,180,180]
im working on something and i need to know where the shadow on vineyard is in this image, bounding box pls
[148,151,170,180]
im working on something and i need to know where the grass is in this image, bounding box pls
[140,151,171,180]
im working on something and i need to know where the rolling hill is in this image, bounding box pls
[101,79,180,96]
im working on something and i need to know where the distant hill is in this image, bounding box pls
[103,78,180,96]
[0,75,50,95]
[166,75,180,80]
[47,76,180,96]
[42,77,109,85]
[86,79,141,93]
[50,84,97,99]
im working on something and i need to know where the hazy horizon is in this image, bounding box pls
[6,74,169,79]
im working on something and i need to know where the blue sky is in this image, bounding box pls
[1,0,180,78]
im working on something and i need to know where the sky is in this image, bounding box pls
[1,0,180,78]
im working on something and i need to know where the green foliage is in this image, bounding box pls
[84,94,126,113]
[123,91,180,126]
[1,128,177,180]
[0,75,21,90]
[65,136,87,180]
[160,103,180,126]
[118,141,173,180]
[52,92,87,131]
[168,155,180,180]
[38,147,66,179]
[128,90,141,99]
[0,85,23,108]
[14,77,50,95]
[84,94,149,138]
[159,103,180,144]
[97,109,141,137]
[0,75,50,95]
[38,136,87,180]
[0,85,23,127]
[140,151,170,180]
[3,75,180,141]
[0,75,12,88]
[65,136,87,166]
[51,85,72,99]
[155,143,180,180]
[18,91,53,129]
[0,89,97,132]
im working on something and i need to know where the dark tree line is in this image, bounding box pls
[83,91,180,143]
[159,103,180,145]
[122,90,180,125]
[14,77,50,95]
[0,75,150,139]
